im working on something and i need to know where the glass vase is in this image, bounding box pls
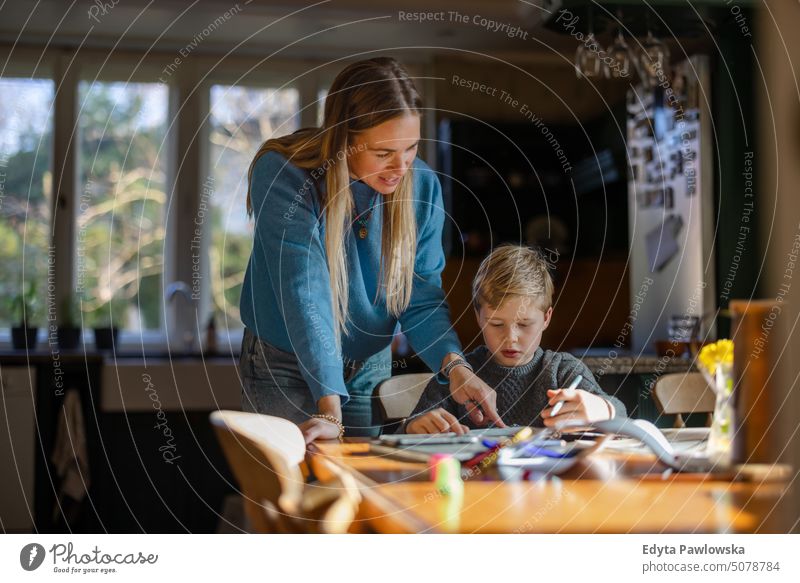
[706,361,734,463]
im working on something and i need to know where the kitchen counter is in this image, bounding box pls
[581,354,696,376]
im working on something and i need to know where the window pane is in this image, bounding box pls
[207,85,299,332]
[0,78,54,329]
[77,81,168,331]
[317,88,327,127]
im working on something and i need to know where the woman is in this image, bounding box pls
[239,57,503,442]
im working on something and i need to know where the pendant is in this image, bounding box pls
[359,226,368,239]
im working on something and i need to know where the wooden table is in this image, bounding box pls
[307,438,792,534]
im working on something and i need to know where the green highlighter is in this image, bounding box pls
[433,455,464,496]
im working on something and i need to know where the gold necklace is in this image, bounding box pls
[354,190,379,239]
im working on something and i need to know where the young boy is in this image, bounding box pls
[405,245,625,434]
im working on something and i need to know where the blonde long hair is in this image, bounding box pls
[246,57,420,341]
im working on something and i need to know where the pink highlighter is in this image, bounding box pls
[428,453,451,481]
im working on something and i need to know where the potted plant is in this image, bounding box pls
[57,296,82,350]
[93,300,124,351]
[9,281,39,350]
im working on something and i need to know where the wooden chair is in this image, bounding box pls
[377,373,434,428]
[652,373,716,428]
[210,411,360,533]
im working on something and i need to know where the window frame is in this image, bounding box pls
[0,51,435,354]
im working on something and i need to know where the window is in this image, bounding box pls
[76,81,169,332]
[0,78,54,329]
[2,66,319,350]
[206,84,299,332]
[317,88,327,126]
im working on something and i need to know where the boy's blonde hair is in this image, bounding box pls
[472,245,554,312]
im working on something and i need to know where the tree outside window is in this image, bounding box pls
[0,78,54,329]
[76,81,168,331]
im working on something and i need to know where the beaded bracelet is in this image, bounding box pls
[441,357,473,380]
[311,414,345,440]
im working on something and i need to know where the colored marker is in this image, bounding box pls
[434,456,463,496]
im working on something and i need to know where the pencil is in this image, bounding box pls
[550,374,583,417]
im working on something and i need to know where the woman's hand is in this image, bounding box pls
[406,408,469,435]
[299,417,342,444]
[300,394,343,444]
[541,388,613,428]
[447,365,506,428]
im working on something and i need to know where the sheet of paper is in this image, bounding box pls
[645,215,683,272]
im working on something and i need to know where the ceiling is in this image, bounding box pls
[0,0,580,61]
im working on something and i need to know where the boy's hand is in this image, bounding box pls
[448,365,506,427]
[541,388,613,427]
[406,409,470,435]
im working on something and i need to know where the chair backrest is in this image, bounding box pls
[210,411,362,533]
[653,373,716,428]
[377,373,434,420]
[210,411,306,532]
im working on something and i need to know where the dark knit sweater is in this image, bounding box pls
[408,346,626,429]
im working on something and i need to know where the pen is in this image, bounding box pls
[550,374,583,417]
[517,444,576,459]
[467,427,534,468]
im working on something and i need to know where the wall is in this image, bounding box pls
[432,54,629,124]
[757,0,800,534]
[443,256,630,352]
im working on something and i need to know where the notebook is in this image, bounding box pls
[371,426,543,462]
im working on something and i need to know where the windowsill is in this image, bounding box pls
[0,328,243,358]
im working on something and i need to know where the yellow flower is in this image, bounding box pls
[698,339,734,375]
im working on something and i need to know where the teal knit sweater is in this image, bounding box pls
[240,151,462,404]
